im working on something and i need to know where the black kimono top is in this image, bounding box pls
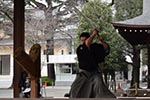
[76,42,109,72]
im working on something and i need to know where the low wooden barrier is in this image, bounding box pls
[1,97,150,100]
[0,98,117,100]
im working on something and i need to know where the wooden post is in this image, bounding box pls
[132,45,140,88]
[13,0,25,97]
[30,77,38,98]
[29,44,41,98]
[147,45,150,88]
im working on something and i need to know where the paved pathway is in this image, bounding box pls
[0,86,70,98]
[0,89,13,98]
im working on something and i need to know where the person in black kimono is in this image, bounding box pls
[69,29,116,98]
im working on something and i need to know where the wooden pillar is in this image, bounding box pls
[147,46,150,88]
[13,0,25,97]
[132,45,140,88]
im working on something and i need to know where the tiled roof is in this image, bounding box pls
[112,0,150,45]
[113,0,150,26]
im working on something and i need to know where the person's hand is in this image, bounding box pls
[92,28,99,35]
[98,35,104,42]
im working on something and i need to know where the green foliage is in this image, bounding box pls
[114,0,143,21]
[78,0,112,34]
[41,76,54,86]
[76,0,113,48]
[142,48,148,65]
[104,31,129,71]
[77,0,129,73]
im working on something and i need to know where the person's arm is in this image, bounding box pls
[98,35,109,49]
[85,29,99,47]
[98,35,110,55]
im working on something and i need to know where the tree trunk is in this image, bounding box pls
[46,38,56,84]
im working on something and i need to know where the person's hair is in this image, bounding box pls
[80,32,90,38]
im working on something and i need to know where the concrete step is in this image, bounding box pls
[0,76,13,88]
[55,81,73,86]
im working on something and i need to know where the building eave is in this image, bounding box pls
[112,22,150,29]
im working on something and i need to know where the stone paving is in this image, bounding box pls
[0,86,70,98]
[1,86,150,100]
